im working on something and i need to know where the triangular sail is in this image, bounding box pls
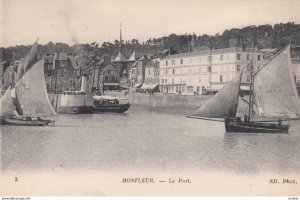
[15,59,56,117]
[23,40,38,72]
[254,46,300,119]
[191,71,243,119]
[0,86,15,117]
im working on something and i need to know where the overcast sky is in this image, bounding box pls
[1,0,300,47]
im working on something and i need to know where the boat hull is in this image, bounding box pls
[58,106,95,114]
[225,120,290,133]
[94,103,131,113]
[0,116,55,126]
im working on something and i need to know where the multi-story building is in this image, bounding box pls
[129,56,150,90]
[141,59,159,92]
[159,47,265,95]
[292,57,300,91]
[44,53,79,93]
[98,65,120,91]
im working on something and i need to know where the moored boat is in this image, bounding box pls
[93,95,131,113]
[188,45,300,133]
[0,40,57,126]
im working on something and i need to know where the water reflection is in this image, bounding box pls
[1,106,300,174]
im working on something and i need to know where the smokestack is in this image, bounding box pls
[81,74,87,92]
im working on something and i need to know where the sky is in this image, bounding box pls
[1,0,300,47]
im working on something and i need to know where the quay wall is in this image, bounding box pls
[127,93,210,109]
[49,92,248,115]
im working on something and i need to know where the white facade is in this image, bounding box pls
[292,59,300,86]
[159,48,265,95]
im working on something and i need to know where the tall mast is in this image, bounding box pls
[208,41,212,95]
[248,42,254,120]
[120,22,123,58]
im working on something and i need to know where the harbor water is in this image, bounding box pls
[1,106,300,174]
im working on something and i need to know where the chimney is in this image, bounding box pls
[81,74,87,92]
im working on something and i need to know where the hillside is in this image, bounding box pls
[1,22,300,71]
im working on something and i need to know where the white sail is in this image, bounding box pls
[15,59,56,117]
[0,86,15,117]
[254,46,300,119]
[191,71,243,119]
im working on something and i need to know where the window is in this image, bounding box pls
[247,64,251,71]
[207,66,211,72]
[220,75,223,82]
[171,60,176,65]
[220,55,223,61]
[162,79,164,83]
[199,57,201,63]
[247,54,250,60]
[172,69,175,75]
[165,78,167,83]
[165,69,168,75]
[237,65,240,71]
[166,61,168,66]
[180,59,183,64]
[247,75,251,81]
[257,55,261,61]
[207,56,211,62]
[237,54,241,60]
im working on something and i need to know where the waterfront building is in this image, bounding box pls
[98,65,120,91]
[141,49,173,92]
[1,65,16,93]
[159,47,265,95]
[44,53,79,93]
[0,61,5,94]
[292,57,300,92]
[129,56,150,90]
[141,59,159,92]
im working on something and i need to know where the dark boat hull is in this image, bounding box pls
[94,103,131,113]
[225,120,290,133]
[58,106,95,114]
[0,117,55,126]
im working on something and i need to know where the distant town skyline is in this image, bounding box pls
[1,0,300,47]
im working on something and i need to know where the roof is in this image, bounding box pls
[161,47,263,60]
[53,53,68,61]
[128,51,136,61]
[96,58,104,66]
[259,48,277,53]
[113,51,128,62]
[99,65,119,74]
[58,53,68,61]
[145,60,155,68]
[131,60,139,68]
[44,55,54,64]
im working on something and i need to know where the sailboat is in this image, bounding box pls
[188,45,300,133]
[0,40,56,126]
